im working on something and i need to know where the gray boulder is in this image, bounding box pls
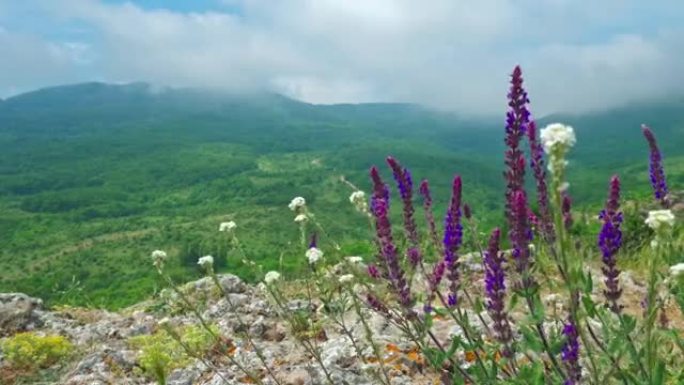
[0,293,44,335]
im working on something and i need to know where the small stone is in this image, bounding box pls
[282,368,312,385]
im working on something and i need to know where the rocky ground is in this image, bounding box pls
[1,259,682,385]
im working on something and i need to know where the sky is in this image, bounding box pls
[0,0,683,115]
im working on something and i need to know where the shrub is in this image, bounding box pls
[127,324,216,385]
[0,332,74,369]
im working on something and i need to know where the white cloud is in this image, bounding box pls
[1,0,683,114]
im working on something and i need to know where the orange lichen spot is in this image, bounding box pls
[237,375,258,383]
[464,350,477,363]
[406,348,425,366]
[386,343,402,353]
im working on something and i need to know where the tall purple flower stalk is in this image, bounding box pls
[562,193,573,231]
[387,157,421,267]
[598,175,623,313]
[309,232,317,248]
[370,166,412,310]
[561,318,582,385]
[443,175,464,307]
[528,120,555,240]
[424,261,445,313]
[510,190,533,278]
[504,66,531,223]
[642,124,669,207]
[419,179,442,254]
[483,228,513,353]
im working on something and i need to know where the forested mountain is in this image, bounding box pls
[1,83,681,307]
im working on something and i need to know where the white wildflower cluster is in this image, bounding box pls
[645,210,675,231]
[264,271,280,284]
[349,190,369,214]
[346,256,364,264]
[540,123,576,153]
[669,263,684,279]
[288,196,306,211]
[541,123,576,179]
[151,250,167,271]
[306,247,324,265]
[197,255,214,268]
[219,221,237,232]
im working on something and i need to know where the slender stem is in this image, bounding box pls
[267,285,336,385]
[209,271,282,385]
[435,293,493,381]
[350,292,392,385]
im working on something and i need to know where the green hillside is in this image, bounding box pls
[0,83,681,308]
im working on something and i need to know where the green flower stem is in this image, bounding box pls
[208,270,282,385]
[266,284,336,385]
[348,289,393,385]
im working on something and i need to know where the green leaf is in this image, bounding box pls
[621,314,637,334]
[653,360,666,385]
[583,271,593,293]
[531,294,545,323]
[520,326,544,353]
[582,295,597,317]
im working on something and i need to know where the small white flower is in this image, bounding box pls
[540,123,576,153]
[669,263,684,278]
[294,214,308,223]
[645,209,675,230]
[306,247,324,264]
[349,191,369,214]
[197,255,214,268]
[651,239,659,250]
[219,221,237,232]
[547,159,569,174]
[288,197,306,211]
[151,250,167,260]
[349,190,365,204]
[558,182,570,192]
[264,271,281,284]
[338,274,354,284]
[528,244,535,252]
[346,256,363,264]
[151,250,168,270]
[158,317,171,327]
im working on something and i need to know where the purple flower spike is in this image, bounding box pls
[308,232,317,249]
[642,124,669,207]
[367,264,380,279]
[419,179,442,254]
[527,120,555,240]
[387,156,421,267]
[562,318,582,385]
[504,66,531,223]
[562,193,573,231]
[510,191,533,276]
[366,293,390,317]
[598,175,623,313]
[424,261,446,313]
[463,204,472,220]
[443,175,463,307]
[370,166,412,310]
[483,228,513,353]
